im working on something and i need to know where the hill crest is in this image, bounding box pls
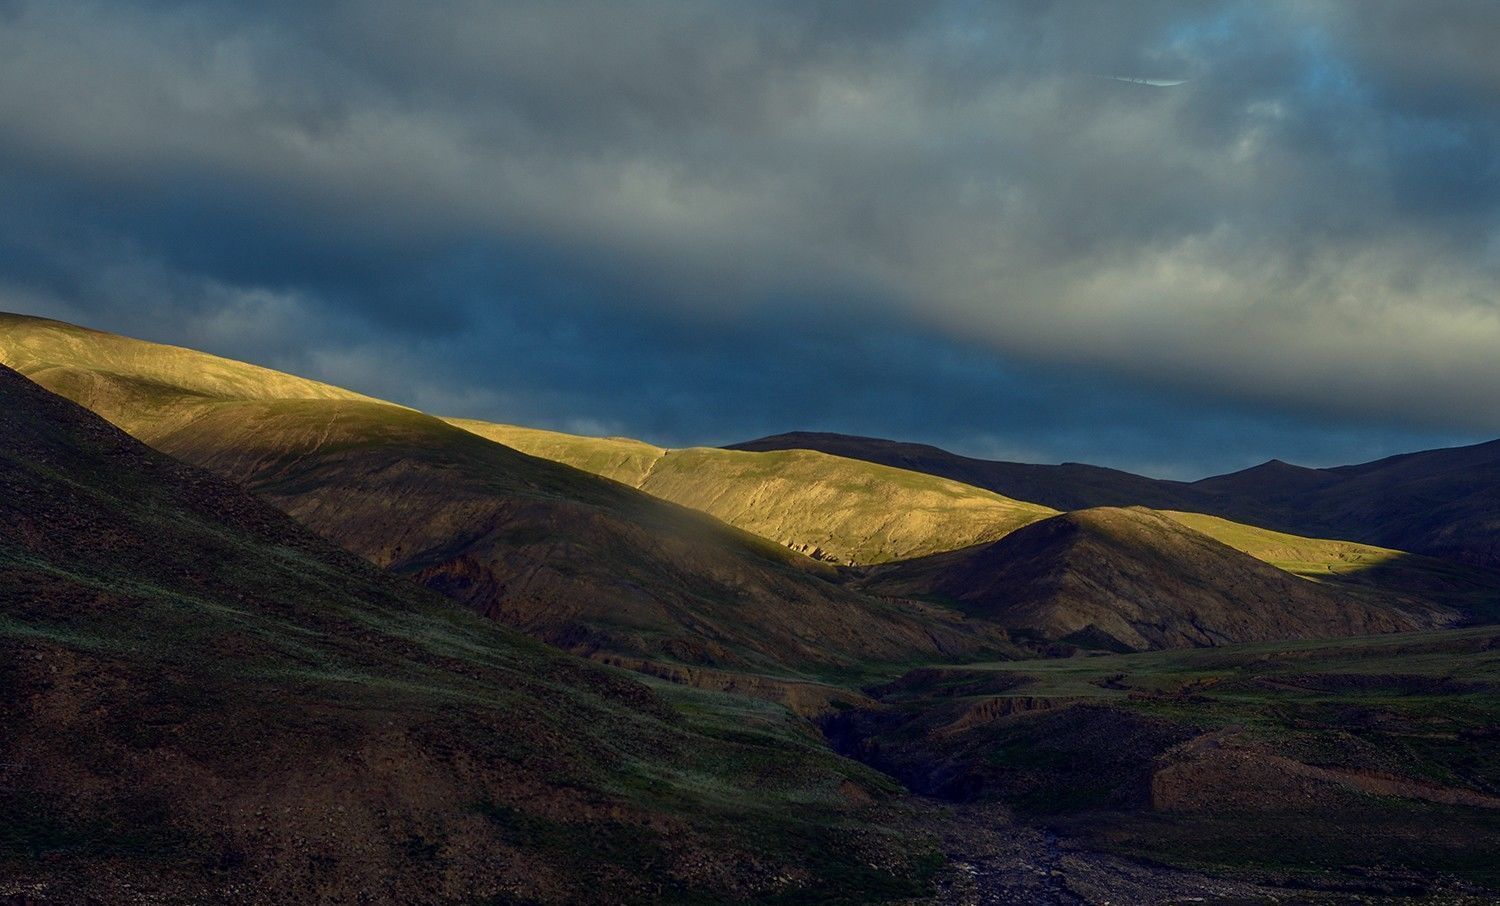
[858,506,1448,652]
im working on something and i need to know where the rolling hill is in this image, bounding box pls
[856,507,1451,652]
[2,312,1480,661]
[464,418,1500,625]
[447,419,1055,565]
[459,424,1500,622]
[0,363,934,903]
[0,313,1012,673]
[733,430,1500,572]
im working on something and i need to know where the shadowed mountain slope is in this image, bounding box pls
[4,312,1481,669]
[1190,441,1500,572]
[733,430,1500,572]
[0,313,1009,673]
[447,419,1055,565]
[857,507,1450,652]
[0,364,933,903]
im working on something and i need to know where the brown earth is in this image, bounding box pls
[1150,730,1500,812]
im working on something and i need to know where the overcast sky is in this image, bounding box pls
[2,1,1497,478]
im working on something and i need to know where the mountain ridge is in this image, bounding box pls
[733,430,1500,571]
[3,311,1488,663]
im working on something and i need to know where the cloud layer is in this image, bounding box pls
[1,1,1495,475]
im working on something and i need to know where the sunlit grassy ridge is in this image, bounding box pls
[0,313,381,405]
[0,312,396,443]
[1160,510,1500,618]
[446,419,1057,564]
[1159,510,1404,578]
[444,420,1500,617]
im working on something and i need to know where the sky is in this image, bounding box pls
[1,1,1497,478]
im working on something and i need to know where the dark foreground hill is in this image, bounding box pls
[857,507,1449,652]
[0,364,933,903]
[733,431,1500,571]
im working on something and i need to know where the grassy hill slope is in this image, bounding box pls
[448,420,1055,565]
[730,431,1200,511]
[733,430,1500,573]
[1189,441,1500,572]
[0,364,938,904]
[456,423,1500,621]
[0,314,1011,673]
[1160,510,1500,620]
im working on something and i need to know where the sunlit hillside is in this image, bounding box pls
[447,419,1058,564]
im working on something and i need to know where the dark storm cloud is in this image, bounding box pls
[0,1,1495,475]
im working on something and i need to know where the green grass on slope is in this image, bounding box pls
[1162,510,1500,619]
[0,548,935,903]
[949,625,1500,699]
[445,421,1500,625]
[0,312,383,406]
[1162,510,1408,578]
[1036,629,1500,888]
[446,418,1057,565]
[944,627,1500,810]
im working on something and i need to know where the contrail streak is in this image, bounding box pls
[1099,75,1189,87]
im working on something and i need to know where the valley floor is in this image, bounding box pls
[809,626,1500,903]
